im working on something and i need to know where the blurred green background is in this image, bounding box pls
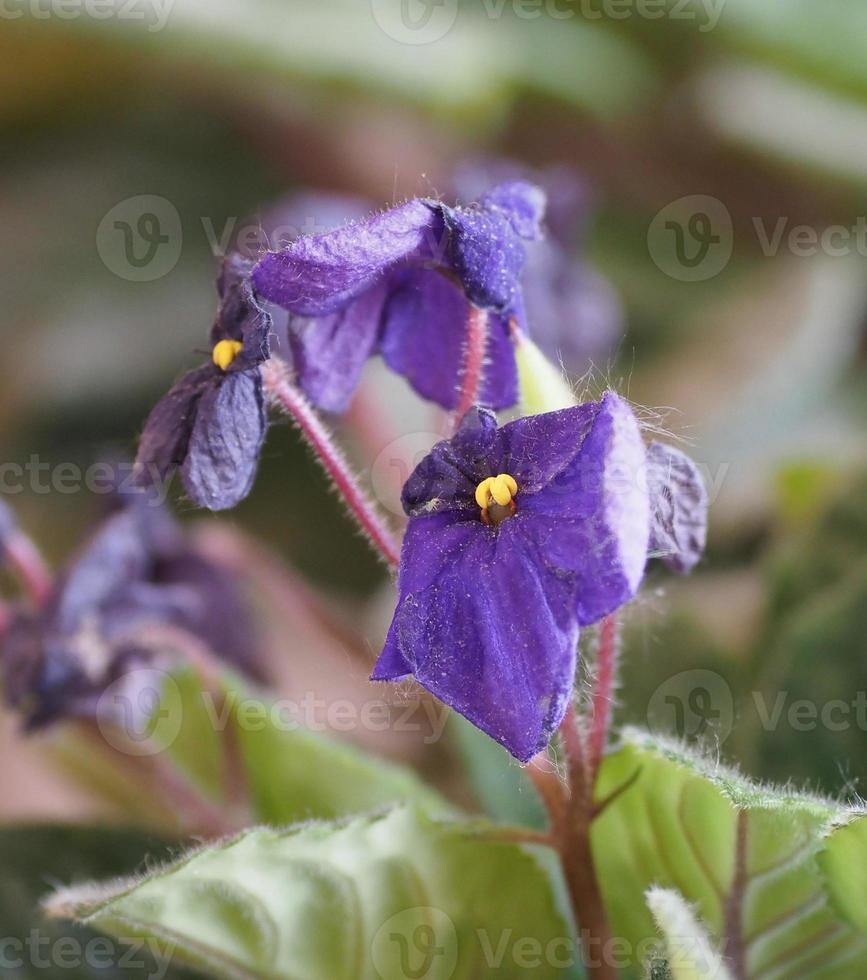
[2,0,867,826]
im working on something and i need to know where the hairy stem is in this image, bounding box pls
[558,707,618,980]
[263,359,401,569]
[589,614,620,783]
[449,304,488,434]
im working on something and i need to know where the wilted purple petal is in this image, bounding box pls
[647,441,708,574]
[152,550,264,681]
[212,254,272,370]
[181,369,267,510]
[252,199,444,316]
[373,513,578,762]
[1,484,265,727]
[135,365,214,486]
[50,505,155,634]
[289,282,387,413]
[379,269,517,411]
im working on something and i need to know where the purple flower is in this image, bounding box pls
[372,394,707,761]
[1,487,264,729]
[134,255,271,511]
[251,182,546,413]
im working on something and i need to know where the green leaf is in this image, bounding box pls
[592,731,867,978]
[46,806,583,979]
[161,667,454,824]
[645,888,733,980]
[819,814,867,936]
[0,825,194,979]
[449,712,547,830]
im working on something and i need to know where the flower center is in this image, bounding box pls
[212,339,243,371]
[475,473,518,526]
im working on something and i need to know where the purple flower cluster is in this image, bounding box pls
[125,169,707,762]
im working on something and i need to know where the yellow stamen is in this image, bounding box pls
[475,473,518,510]
[475,477,495,509]
[212,339,243,371]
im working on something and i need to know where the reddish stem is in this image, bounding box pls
[263,360,401,569]
[557,707,618,980]
[449,304,488,435]
[588,614,620,783]
[5,532,52,604]
[559,703,591,808]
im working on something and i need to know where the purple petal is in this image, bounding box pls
[479,180,546,240]
[252,199,444,316]
[441,204,526,313]
[646,441,708,574]
[379,268,518,411]
[289,282,387,413]
[373,513,577,762]
[181,369,267,510]
[134,365,213,486]
[50,506,154,634]
[148,551,265,681]
[517,393,650,624]
[400,407,499,516]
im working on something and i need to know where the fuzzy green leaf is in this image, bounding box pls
[592,731,867,978]
[46,806,583,979]
[160,668,453,824]
[820,814,867,937]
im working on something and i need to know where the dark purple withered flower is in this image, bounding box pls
[647,441,708,574]
[1,489,263,729]
[455,161,622,373]
[251,181,546,413]
[134,254,272,511]
[372,393,707,761]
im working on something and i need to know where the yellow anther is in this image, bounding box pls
[475,477,495,509]
[212,339,243,371]
[491,473,517,506]
[474,473,518,510]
